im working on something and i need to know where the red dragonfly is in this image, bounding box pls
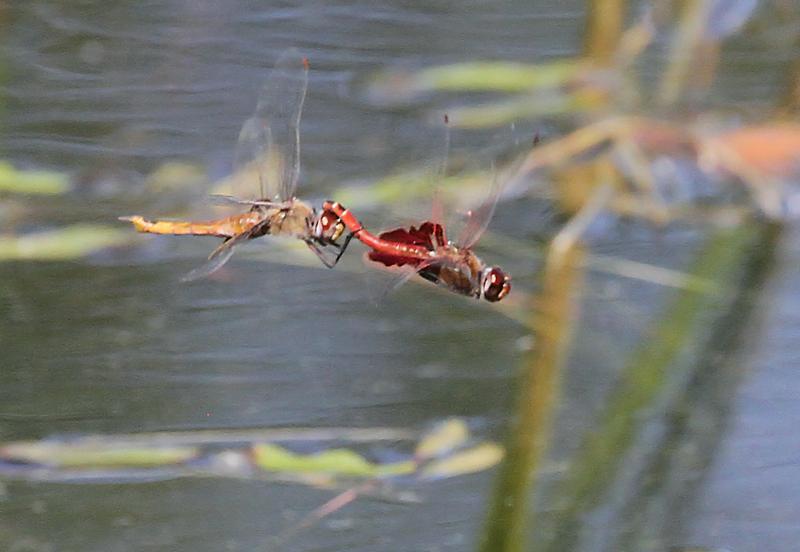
[120,50,350,281]
[322,181,511,302]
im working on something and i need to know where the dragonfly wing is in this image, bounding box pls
[234,49,308,201]
[429,115,451,242]
[180,228,258,282]
[208,194,283,208]
[234,115,273,200]
[260,48,308,201]
[456,164,502,249]
[368,257,439,303]
[430,188,447,243]
[209,193,248,205]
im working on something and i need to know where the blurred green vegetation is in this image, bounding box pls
[469,1,796,550]
[0,224,132,261]
[0,161,71,196]
[0,418,503,487]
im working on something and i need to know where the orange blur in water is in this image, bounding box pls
[710,124,800,178]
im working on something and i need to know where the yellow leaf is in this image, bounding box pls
[415,418,470,460]
[252,443,378,477]
[419,442,504,480]
[0,441,197,468]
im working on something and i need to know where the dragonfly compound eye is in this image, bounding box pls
[482,267,511,302]
[316,210,345,242]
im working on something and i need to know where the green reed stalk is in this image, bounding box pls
[538,222,780,551]
[584,0,628,64]
[478,243,585,552]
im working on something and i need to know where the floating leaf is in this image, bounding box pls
[0,161,70,195]
[420,442,504,480]
[415,418,470,461]
[0,224,133,261]
[0,441,197,468]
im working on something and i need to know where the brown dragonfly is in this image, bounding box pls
[121,49,350,281]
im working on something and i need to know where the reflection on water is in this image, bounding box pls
[0,1,798,551]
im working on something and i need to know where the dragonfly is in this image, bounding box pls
[120,49,351,281]
[322,177,511,302]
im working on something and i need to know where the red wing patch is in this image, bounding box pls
[377,221,442,249]
[367,250,423,268]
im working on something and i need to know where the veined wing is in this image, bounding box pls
[378,255,475,300]
[429,115,451,245]
[456,165,502,249]
[180,221,267,282]
[429,189,448,248]
[365,256,438,303]
[234,48,309,201]
[208,194,285,208]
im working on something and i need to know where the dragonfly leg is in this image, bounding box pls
[333,232,355,264]
[305,239,337,268]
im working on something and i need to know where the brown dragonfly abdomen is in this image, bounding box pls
[120,212,265,239]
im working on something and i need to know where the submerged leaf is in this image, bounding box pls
[0,161,70,195]
[0,224,133,261]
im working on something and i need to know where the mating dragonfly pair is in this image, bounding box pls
[121,50,511,303]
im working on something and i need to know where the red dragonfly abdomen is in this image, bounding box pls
[322,201,434,261]
[367,250,425,268]
[120,212,264,238]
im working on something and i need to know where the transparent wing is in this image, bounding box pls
[208,194,284,208]
[456,165,502,249]
[366,256,437,303]
[234,48,309,201]
[426,115,451,245]
[180,230,256,282]
[430,188,445,235]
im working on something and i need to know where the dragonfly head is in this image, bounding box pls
[481,266,511,302]
[314,209,346,244]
